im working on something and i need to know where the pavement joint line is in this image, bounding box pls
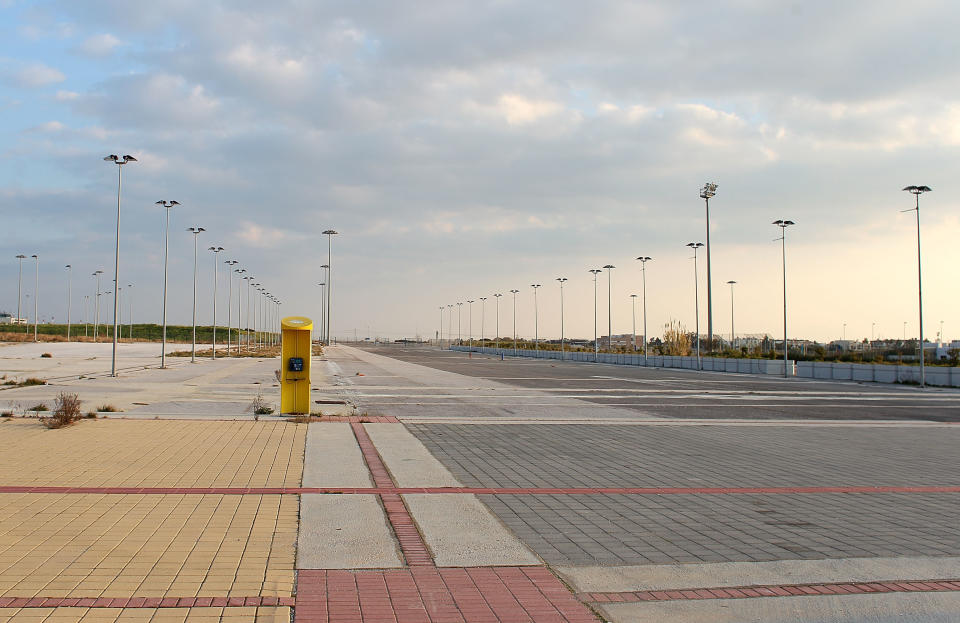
[349,422,435,567]
[2,485,957,494]
[578,579,960,603]
[0,595,296,608]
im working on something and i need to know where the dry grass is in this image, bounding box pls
[97,404,120,413]
[40,392,82,429]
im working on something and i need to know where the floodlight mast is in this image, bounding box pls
[686,243,704,369]
[700,182,717,353]
[902,185,931,388]
[773,220,795,378]
[104,154,137,376]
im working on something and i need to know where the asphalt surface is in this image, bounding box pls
[351,344,960,421]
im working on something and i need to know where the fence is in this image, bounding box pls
[449,345,960,387]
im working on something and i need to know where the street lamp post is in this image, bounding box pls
[589,269,601,361]
[509,290,519,355]
[727,280,737,348]
[630,294,638,352]
[456,302,463,345]
[225,260,238,354]
[187,227,205,363]
[700,183,717,352]
[603,265,615,352]
[208,246,224,359]
[773,220,795,378]
[155,201,180,368]
[686,243,704,370]
[438,306,444,348]
[32,254,38,342]
[479,297,487,353]
[447,304,453,348]
[244,275,253,352]
[15,255,26,334]
[319,264,329,343]
[493,294,502,350]
[531,284,541,352]
[65,265,72,341]
[83,295,89,337]
[92,270,103,342]
[636,257,651,364]
[467,300,475,349]
[126,284,133,340]
[322,230,338,345]
[104,154,137,376]
[902,185,931,388]
[556,278,567,359]
[235,269,246,354]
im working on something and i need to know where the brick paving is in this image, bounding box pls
[0,420,306,488]
[407,423,960,488]
[579,579,960,603]
[0,606,291,622]
[295,568,597,623]
[483,493,960,565]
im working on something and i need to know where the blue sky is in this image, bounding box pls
[1,1,958,343]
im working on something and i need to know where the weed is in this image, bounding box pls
[97,404,119,413]
[2,380,16,386]
[40,353,52,358]
[29,403,48,412]
[40,392,82,429]
[250,390,274,415]
[288,415,314,423]
[21,378,47,387]
[1,411,12,417]
[85,411,98,418]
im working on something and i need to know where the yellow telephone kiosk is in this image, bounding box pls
[280,316,312,414]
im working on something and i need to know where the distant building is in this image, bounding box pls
[0,313,26,325]
[600,334,644,349]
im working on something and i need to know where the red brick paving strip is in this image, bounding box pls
[0,485,956,495]
[295,568,598,623]
[350,422,434,567]
[580,579,960,603]
[0,596,295,608]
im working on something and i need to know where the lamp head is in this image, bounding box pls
[322,229,339,235]
[903,185,932,195]
[699,182,718,199]
[31,254,38,259]
[686,242,704,249]
[636,256,652,262]
[603,264,615,269]
[104,155,119,162]
[16,254,26,259]
[727,280,737,284]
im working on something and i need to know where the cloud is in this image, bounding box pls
[76,33,123,57]
[6,61,65,87]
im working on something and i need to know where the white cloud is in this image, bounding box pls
[11,62,65,87]
[77,33,123,57]
[496,94,563,125]
[55,90,79,100]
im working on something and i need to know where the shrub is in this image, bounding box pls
[21,378,47,387]
[97,404,119,413]
[85,411,98,418]
[40,353,52,358]
[30,403,48,412]
[41,392,82,429]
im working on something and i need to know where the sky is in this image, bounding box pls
[0,0,957,344]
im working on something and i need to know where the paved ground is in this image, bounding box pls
[0,340,957,622]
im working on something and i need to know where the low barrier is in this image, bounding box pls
[449,346,960,387]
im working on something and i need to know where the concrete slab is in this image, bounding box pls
[364,422,461,487]
[600,592,960,623]
[302,422,372,487]
[296,494,401,569]
[558,557,960,593]
[403,493,540,567]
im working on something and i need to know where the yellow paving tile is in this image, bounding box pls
[0,608,289,623]
[0,420,306,488]
[0,495,298,600]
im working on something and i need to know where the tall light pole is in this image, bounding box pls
[235,269,246,354]
[208,246,224,359]
[320,264,329,343]
[456,302,463,344]
[630,294,638,352]
[187,227,205,363]
[467,300,475,348]
[31,254,39,342]
[556,278,567,359]
[104,154,137,376]
[531,284,541,351]
[15,255,26,333]
[65,265,72,342]
[322,230,338,345]
[902,185,931,388]
[700,182,717,352]
[83,295,89,337]
[244,275,253,352]
[446,304,453,347]
[479,297,487,352]
[493,294,502,350]
[727,280,737,348]
[225,260,238,354]
[509,290,519,355]
[438,306,444,348]
[636,256,651,364]
[93,270,103,342]
[127,284,133,340]
[155,201,180,368]
[686,243,704,370]
[589,269,601,361]
[603,265,615,352]
[773,220,795,378]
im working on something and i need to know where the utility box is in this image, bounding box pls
[281,316,313,414]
